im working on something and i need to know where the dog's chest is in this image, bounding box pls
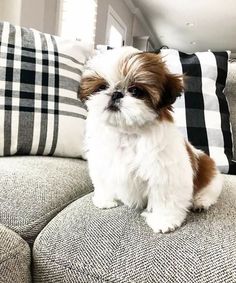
[88,125,161,182]
[94,132,138,174]
[113,134,138,167]
[112,134,151,178]
[118,134,136,151]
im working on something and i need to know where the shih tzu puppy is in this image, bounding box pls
[79,47,222,233]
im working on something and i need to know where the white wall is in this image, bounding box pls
[20,0,45,31]
[0,0,58,34]
[43,0,58,35]
[132,16,149,38]
[20,0,58,34]
[95,0,158,48]
[0,0,22,25]
[95,0,134,46]
[0,0,154,48]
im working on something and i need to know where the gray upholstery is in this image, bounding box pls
[225,62,236,158]
[33,175,236,283]
[0,224,31,283]
[0,157,93,243]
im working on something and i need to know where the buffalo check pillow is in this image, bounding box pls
[161,49,236,174]
[0,21,91,157]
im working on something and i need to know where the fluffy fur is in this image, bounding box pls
[79,47,223,233]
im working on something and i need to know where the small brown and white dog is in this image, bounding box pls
[79,47,222,233]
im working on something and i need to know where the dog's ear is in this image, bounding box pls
[79,75,107,102]
[159,73,184,107]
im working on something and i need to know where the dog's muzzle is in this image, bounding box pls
[107,91,124,111]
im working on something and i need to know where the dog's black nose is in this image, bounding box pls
[111,91,124,101]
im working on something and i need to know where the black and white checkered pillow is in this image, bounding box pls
[161,49,236,174]
[0,22,91,157]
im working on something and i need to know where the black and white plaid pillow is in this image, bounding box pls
[0,22,91,157]
[161,49,236,174]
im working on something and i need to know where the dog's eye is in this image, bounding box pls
[95,84,108,93]
[128,86,146,98]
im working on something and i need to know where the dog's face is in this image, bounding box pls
[80,47,183,132]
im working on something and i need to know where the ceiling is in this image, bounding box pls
[132,0,236,56]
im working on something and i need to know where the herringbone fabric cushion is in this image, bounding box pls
[0,157,93,243]
[0,224,31,283]
[33,175,236,283]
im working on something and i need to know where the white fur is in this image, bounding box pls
[83,47,223,233]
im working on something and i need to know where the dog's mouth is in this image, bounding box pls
[107,104,120,112]
[106,100,121,112]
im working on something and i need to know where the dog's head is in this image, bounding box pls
[80,47,183,132]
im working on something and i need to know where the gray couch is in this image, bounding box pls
[0,62,236,283]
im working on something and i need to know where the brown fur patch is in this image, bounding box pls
[185,142,217,193]
[79,76,107,102]
[122,52,183,122]
[158,106,174,122]
[194,154,217,192]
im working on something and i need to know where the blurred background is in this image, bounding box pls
[0,0,235,57]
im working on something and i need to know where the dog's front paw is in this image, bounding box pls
[143,212,185,233]
[93,196,119,209]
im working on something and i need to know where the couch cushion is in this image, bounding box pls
[0,223,31,283]
[33,175,236,283]
[161,49,235,174]
[225,61,236,159]
[0,156,93,243]
[0,21,90,158]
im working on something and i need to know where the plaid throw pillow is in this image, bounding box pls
[161,49,236,174]
[0,22,90,157]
